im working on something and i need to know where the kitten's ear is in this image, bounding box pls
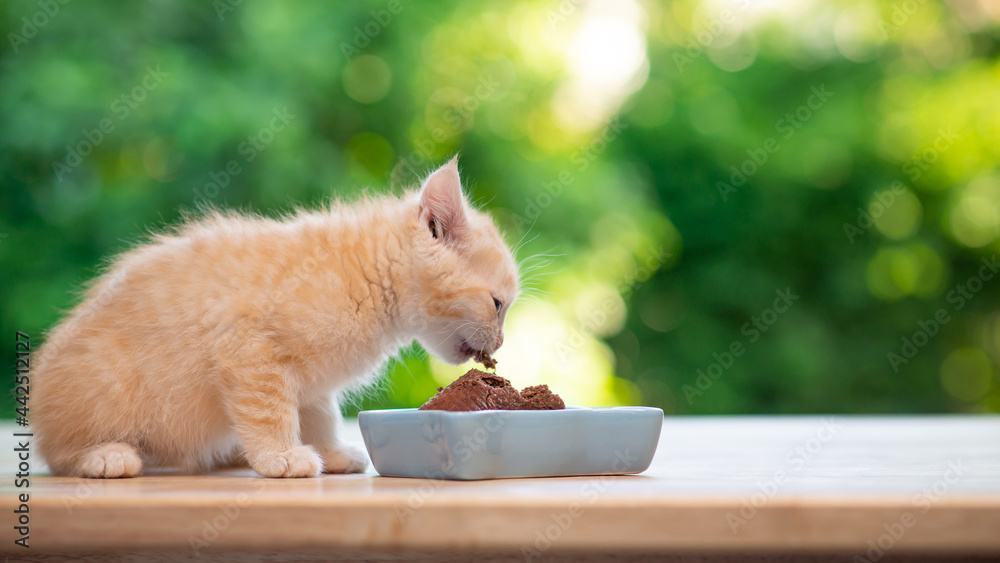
[418,156,467,242]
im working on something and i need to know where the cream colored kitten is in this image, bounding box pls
[32,157,519,478]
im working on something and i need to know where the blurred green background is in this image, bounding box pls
[3,0,999,417]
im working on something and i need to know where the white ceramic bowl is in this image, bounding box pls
[358,407,663,480]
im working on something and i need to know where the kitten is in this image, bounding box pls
[32,157,519,478]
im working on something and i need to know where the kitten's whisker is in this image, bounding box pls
[516,251,563,287]
[519,252,563,261]
[519,256,555,269]
[518,287,551,298]
[520,264,566,283]
[441,321,479,343]
[516,246,563,267]
[468,326,490,351]
[511,230,540,259]
[516,290,551,304]
[518,264,555,278]
[439,319,470,330]
[442,319,477,331]
[513,294,542,306]
[510,215,539,253]
[437,319,479,340]
[472,193,498,210]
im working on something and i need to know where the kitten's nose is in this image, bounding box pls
[495,332,504,350]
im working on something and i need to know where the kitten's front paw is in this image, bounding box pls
[78,442,143,478]
[251,445,322,478]
[318,444,368,474]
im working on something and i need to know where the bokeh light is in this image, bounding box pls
[940,347,993,402]
[949,175,1000,248]
[866,243,946,301]
[343,55,392,104]
[872,187,922,241]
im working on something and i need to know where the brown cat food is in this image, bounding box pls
[473,350,497,370]
[419,369,565,412]
[519,385,566,410]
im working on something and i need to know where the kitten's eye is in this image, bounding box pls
[429,220,438,239]
[493,297,503,315]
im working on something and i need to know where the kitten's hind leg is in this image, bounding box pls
[76,442,143,478]
[224,364,321,478]
[300,396,368,474]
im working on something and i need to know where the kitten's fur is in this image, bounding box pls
[32,158,518,478]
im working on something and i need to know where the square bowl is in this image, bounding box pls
[358,407,663,480]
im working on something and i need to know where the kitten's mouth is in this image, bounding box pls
[458,340,479,360]
[459,339,497,370]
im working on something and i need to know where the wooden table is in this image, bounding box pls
[2,416,998,562]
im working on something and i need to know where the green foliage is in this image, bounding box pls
[2,0,998,416]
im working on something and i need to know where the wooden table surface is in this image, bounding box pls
[2,416,999,561]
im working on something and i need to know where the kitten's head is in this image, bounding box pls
[409,157,519,365]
